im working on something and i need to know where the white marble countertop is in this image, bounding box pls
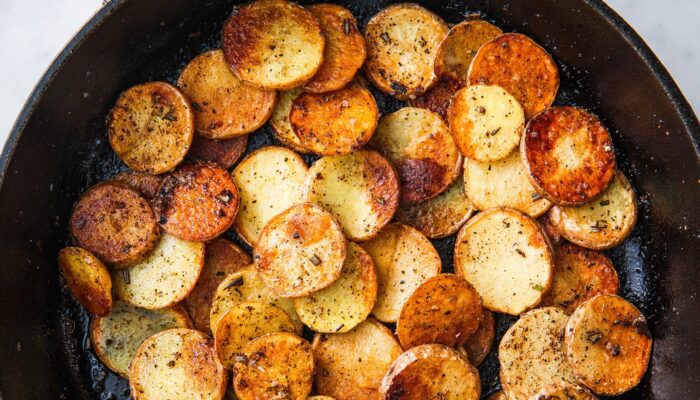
[0,0,698,149]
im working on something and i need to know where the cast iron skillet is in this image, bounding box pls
[1,0,699,399]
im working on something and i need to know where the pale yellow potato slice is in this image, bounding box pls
[434,20,503,85]
[270,88,310,153]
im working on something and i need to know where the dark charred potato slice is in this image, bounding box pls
[187,134,248,169]
[112,171,163,200]
[408,78,461,122]
[434,20,503,85]
[58,247,112,316]
[530,382,598,400]
[458,309,495,366]
[270,89,311,153]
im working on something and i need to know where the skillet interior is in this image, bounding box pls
[0,0,699,399]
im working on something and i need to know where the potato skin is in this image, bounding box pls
[112,171,163,200]
[458,309,495,367]
[187,134,248,169]
[434,20,502,85]
[58,247,112,316]
[408,78,461,122]
[270,89,311,153]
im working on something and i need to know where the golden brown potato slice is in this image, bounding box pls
[529,382,598,400]
[112,171,163,200]
[434,20,503,85]
[187,134,248,169]
[108,82,194,174]
[408,78,461,122]
[363,3,448,100]
[379,344,481,400]
[565,294,652,396]
[485,391,508,400]
[458,309,495,367]
[112,233,204,309]
[454,208,553,315]
[313,319,403,400]
[222,0,325,90]
[539,213,564,246]
[549,171,637,250]
[499,307,578,400]
[522,106,617,205]
[370,107,461,204]
[468,33,559,119]
[69,182,159,267]
[270,88,311,153]
[58,247,112,316]
[303,4,366,93]
[90,301,191,378]
[448,85,525,162]
[361,223,441,323]
[305,150,399,241]
[177,49,276,139]
[130,328,227,400]
[233,147,308,245]
[233,332,314,400]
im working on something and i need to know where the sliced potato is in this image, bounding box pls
[549,171,637,250]
[90,301,191,378]
[58,247,112,316]
[305,150,399,241]
[565,294,652,396]
[188,134,248,169]
[313,319,403,400]
[130,328,227,400]
[233,146,308,245]
[458,309,495,367]
[371,107,461,204]
[113,233,204,309]
[522,106,617,205]
[529,382,598,400]
[454,208,553,315]
[222,0,325,90]
[177,49,276,139]
[379,344,481,400]
[112,171,163,200]
[363,3,448,100]
[539,214,563,246]
[486,391,508,400]
[434,20,503,84]
[361,223,441,323]
[270,88,311,153]
[408,78,461,122]
[107,81,194,174]
[309,397,336,400]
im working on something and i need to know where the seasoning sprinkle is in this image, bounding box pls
[374,196,386,205]
[310,254,321,266]
[226,276,244,289]
[531,193,543,201]
[342,19,351,35]
[531,283,543,292]
[586,330,603,344]
[486,127,501,136]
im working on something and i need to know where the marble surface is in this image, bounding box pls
[0,0,698,149]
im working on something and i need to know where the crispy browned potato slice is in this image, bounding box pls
[270,88,311,153]
[303,4,366,93]
[499,307,578,400]
[549,171,637,250]
[313,319,403,400]
[69,182,159,267]
[58,247,112,316]
[454,208,553,315]
[529,382,598,400]
[113,233,204,309]
[305,150,399,241]
[485,391,508,400]
[187,134,248,169]
[177,49,276,139]
[154,162,239,242]
[233,332,314,400]
[434,20,503,85]
[108,82,194,174]
[522,106,617,205]
[458,309,495,367]
[371,107,462,204]
[90,301,191,378]
[539,213,563,246]
[222,0,325,90]
[468,33,559,119]
[290,84,378,156]
[233,146,308,245]
[361,223,441,323]
[363,4,448,100]
[408,78,461,122]
[379,344,481,400]
[130,328,227,400]
[396,274,482,349]
[565,294,652,396]
[255,203,346,297]
[112,171,163,200]
[183,237,251,333]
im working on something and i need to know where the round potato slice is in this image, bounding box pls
[361,223,441,323]
[108,82,194,174]
[379,344,481,400]
[549,171,637,250]
[305,150,399,241]
[313,319,403,400]
[363,3,448,100]
[112,171,163,200]
[529,382,598,400]
[58,247,112,316]
[90,301,191,378]
[130,328,227,400]
[177,49,276,139]
[270,88,311,153]
[154,162,239,242]
[565,294,652,396]
[458,309,495,367]
[188,134,248,169]
[396,274,482,349]
[468,33,559,119]
[113,233,204,309]
[303,4,366,93]
[454,208,553,315]
[222,0,325,90]
[499,307,578,400]
[434,20,503,85]
[290,84,378,156]
[233,332,314,400]
[371,107,462,204]
[448,84,525,162]
[408,78,461,122]
[233,147,308,245]
[486,391,508,400]
[69,182,159,267]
